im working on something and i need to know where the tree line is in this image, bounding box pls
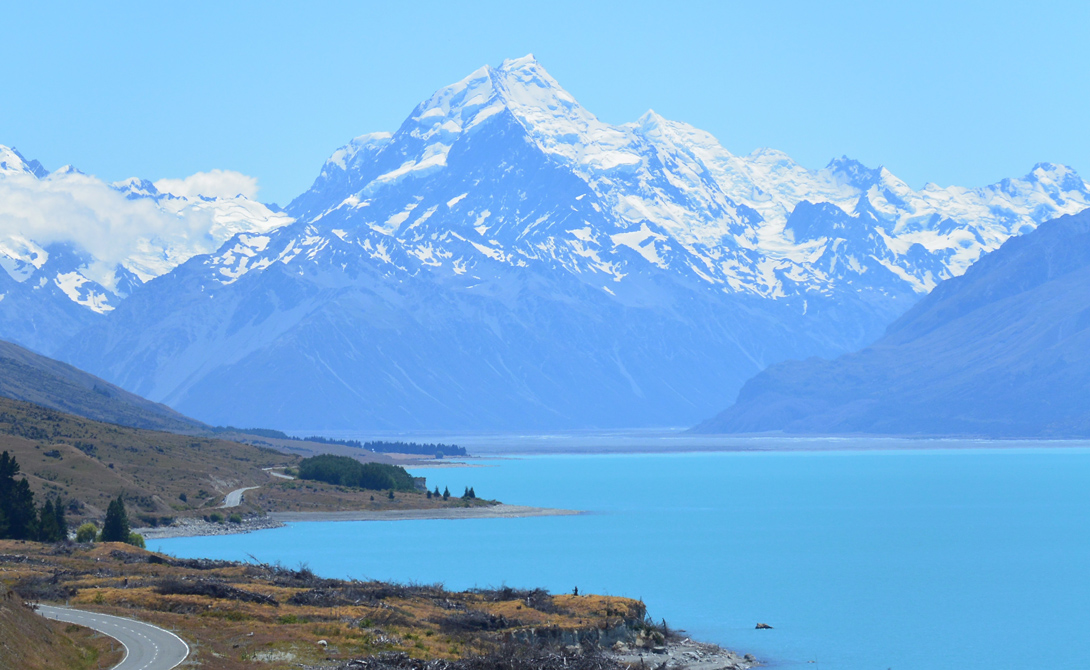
[213,426,467,457]
[297,455,417,491]
[0,451,67,541]
[1,450,142,545]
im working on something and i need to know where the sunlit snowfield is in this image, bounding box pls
[152,443,1090,669]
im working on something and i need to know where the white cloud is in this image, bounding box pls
[0,168,290,289]
[154,169,260,200]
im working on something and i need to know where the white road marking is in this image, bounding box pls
[35,605,189,670]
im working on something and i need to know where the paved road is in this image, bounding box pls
[219,485,260,508]
[263,467,295,480]
[36,605,189,670]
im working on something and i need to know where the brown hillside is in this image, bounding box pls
[0,584,121,670]
[0,396,293,525]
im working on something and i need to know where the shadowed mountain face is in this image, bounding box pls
[0,339,204,433]
[696,209,1090,437]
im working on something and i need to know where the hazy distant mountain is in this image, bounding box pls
[696,209,1090,436]
[0,338,204,433]
[0,145,291,353]
[55,56,1090,430]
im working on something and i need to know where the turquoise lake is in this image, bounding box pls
[150,447,1090,669]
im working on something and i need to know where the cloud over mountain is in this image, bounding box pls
[154,169,260,200]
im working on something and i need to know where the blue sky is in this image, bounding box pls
[2,1,1087,205]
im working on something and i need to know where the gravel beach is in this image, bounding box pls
[135,504,581,540]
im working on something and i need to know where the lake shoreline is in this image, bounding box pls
[137,503,580,540]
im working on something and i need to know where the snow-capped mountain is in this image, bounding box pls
[0,145,292,352]
[58,56,1090,430]
[289,55,1089,302]
[696,208,1090,436]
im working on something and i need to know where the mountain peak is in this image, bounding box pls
[51,165,86,177]
[826,156,882,189]
[637,109,665,126]
[497,53,539,72]
[0,145,49,178]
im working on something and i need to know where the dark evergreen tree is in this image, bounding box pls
[54,496,67,541]
[101,496,130,543]
[468,487,476,499]
[38,498,60,542]
[434,486,441,498]
[6,479,38,540]
[0,451,18,537]
[442,486,450,500]
[426,489,432,499]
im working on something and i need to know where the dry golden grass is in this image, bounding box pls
[0,541,645,670]
[0,583,123,670]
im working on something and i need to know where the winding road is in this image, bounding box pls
[36,605,189,670]
[219,485,260,508]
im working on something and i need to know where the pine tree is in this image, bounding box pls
[468,487,476,499]
[442,486,450,500]
[101,496,130,543]
[38,498,60,542]
[54,496,67,541]
[7,479,38,540]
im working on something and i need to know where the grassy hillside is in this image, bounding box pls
[0,396,493,528]
[0,396,291,525]
[0,339,204,433]
[0,585,121,670]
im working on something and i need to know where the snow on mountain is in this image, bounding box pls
[696,208,1090,436]
[0,147,293,352]
[288,55,1090,303]
[57,56,1090,430]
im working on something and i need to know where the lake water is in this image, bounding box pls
[151,447,1090,669]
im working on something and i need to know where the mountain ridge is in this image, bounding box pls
[0,338,205,433]
[695,209,1090,436]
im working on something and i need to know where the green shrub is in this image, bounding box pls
[75,522,97,543]
[297,455,415,491]
[208,512,224,523]
[126,532,145,548]
[228,513,242,524]
[277,614,307,624]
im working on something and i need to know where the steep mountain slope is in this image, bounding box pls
[59,56,1090,430]
[0,338,204,433]
[0,145,292,354]
[697,209,1090,436]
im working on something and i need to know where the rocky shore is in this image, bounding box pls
[303,637,757,670]
[134,515,284,540]
[135,504,581,540]
[609,637,758,670]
